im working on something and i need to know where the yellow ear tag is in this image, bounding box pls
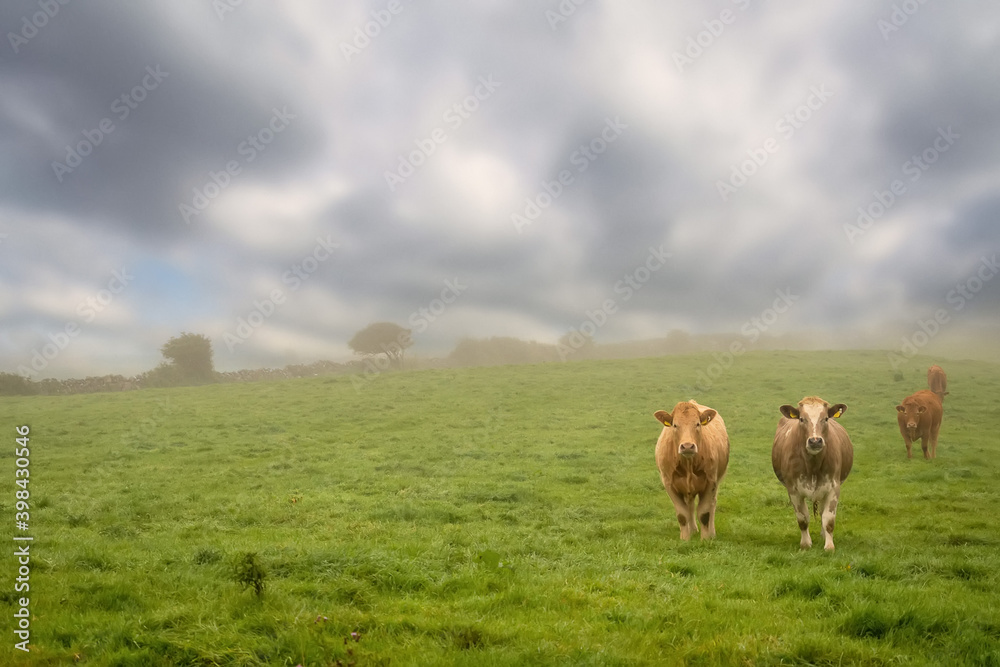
[833,410,842,418]
[700,417,710,426]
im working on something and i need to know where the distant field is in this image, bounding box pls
[2,350,999,666]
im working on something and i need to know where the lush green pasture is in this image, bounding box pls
[2,351,999,666]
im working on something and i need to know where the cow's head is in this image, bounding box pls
[655,402,717,459]
[896,400,925,436]
[780,397,846,455]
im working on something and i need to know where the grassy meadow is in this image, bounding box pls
[2,350,999,666]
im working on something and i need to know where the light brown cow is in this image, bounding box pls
[771,397,854,551]
[927,365,948,402]
[896,389,943,459]
[653,400,730,540]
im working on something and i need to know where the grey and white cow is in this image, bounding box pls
[771,397,854,551]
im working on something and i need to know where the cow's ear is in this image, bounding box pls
[916,405,926,414]
[699,409,717,426]
[780,405,799,419]
[654,410,672,426]
[896,405,905,413]
[828,403,847,419]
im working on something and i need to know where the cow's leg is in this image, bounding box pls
[902,433,913,459]
[696,481,719,539]
[819,488,839,552]
[665,485,694,540]
[920,433,930,459]
[687,496,697,539]
[789,491,812,549]
[930,421,941,459]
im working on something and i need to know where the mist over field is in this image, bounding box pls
[3,5,1000,662]
[1,1,999,380]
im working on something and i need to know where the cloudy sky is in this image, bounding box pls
[1,0,998,377]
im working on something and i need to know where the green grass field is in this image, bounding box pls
[2,350,999,666]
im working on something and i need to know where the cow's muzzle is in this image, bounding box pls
[806,437,824,454]
[678,442,697,458]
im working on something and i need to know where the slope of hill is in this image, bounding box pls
[2,351,997,665]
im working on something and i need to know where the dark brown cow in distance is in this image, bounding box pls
[927,365,949,402]
[653,400,730,541]
[771,397,854,551]
[896,389,943,459]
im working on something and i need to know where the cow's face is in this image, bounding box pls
[896,401,925,435]
[655,403,717,459]
[780,399,846,455]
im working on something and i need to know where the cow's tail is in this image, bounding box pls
[812,500,819,517]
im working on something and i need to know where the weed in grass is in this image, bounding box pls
[233,552,267,596]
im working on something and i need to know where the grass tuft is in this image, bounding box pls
[193,546,222,565]
[840,606,893,639]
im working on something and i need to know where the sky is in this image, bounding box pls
[1,0,998,378]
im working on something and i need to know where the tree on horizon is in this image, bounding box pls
[158,332,215,383]
[348,322,412,369]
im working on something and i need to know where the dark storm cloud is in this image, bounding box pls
[320,189,593,326]
[1,1,999,376]
[0,1,323,240]
[818,1,1000,324]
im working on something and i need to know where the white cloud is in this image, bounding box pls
[206,175,350,252]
